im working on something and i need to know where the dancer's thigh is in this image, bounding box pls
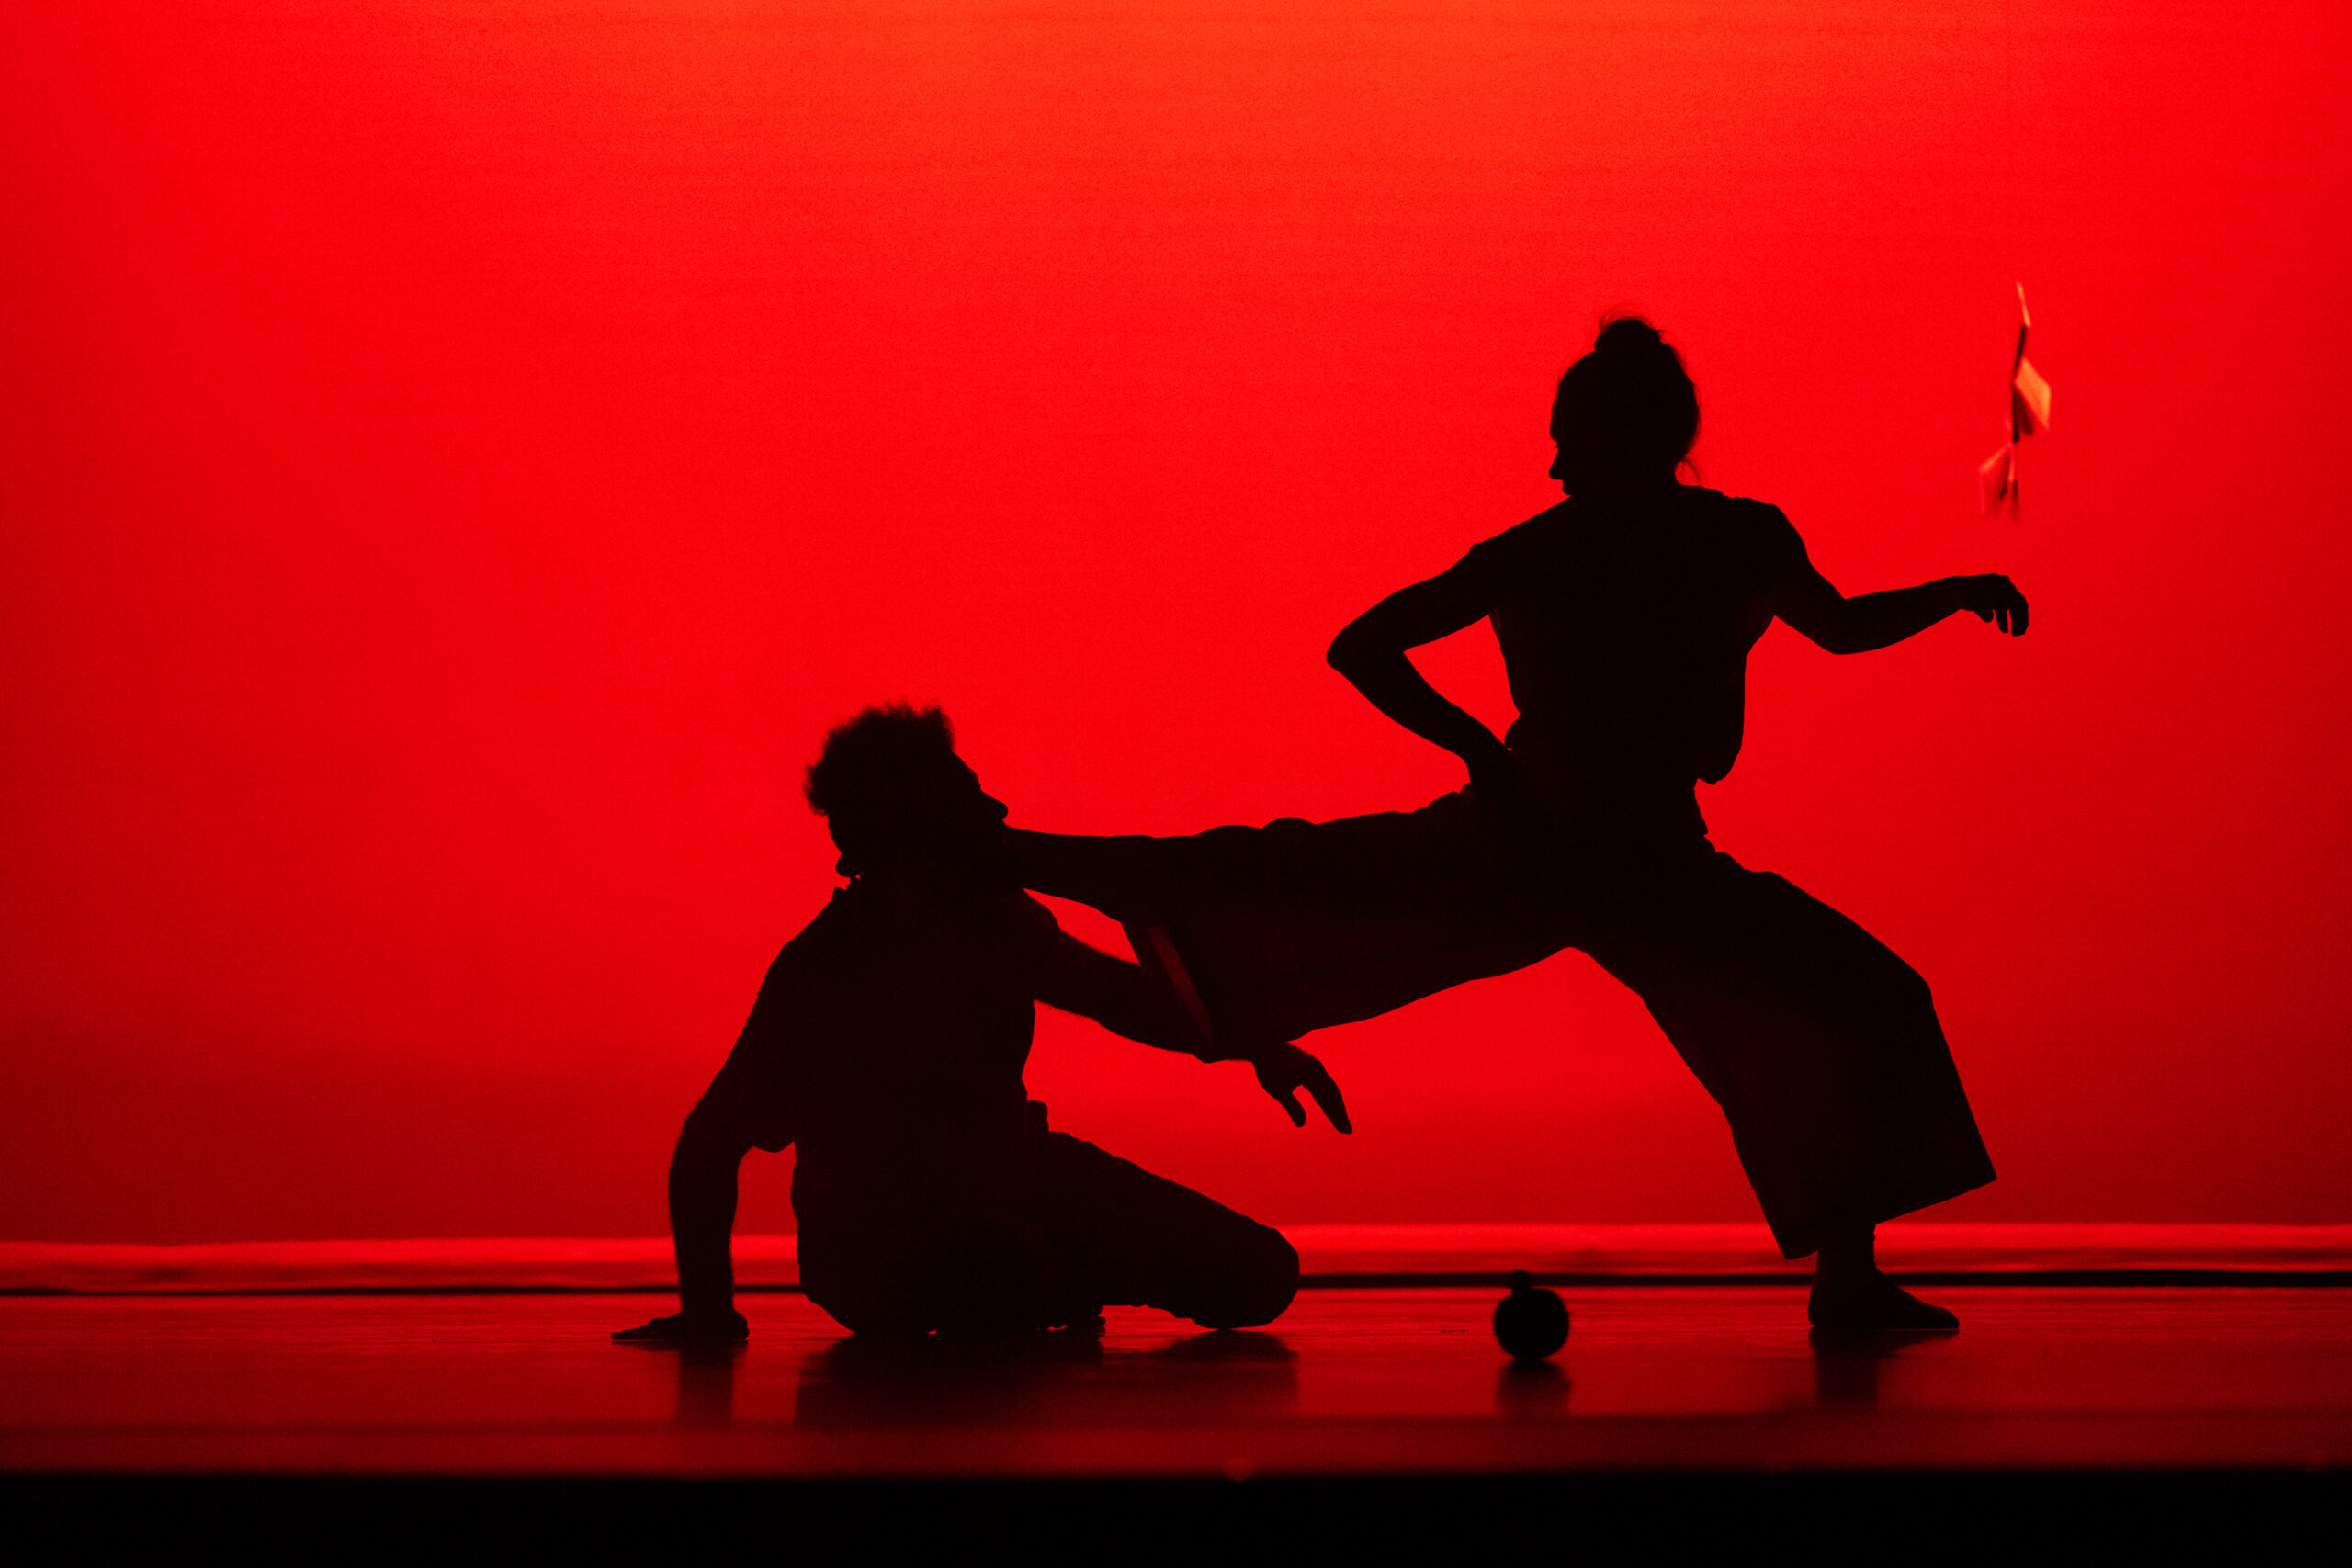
[796,1198,1052,1336]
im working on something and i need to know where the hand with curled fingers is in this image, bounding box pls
[1959,573,2030,636]
[1250,1041,1353,1134]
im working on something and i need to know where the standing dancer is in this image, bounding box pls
[1015,318,2028,1332]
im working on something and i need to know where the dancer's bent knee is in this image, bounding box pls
[1186,1224,1300,1329]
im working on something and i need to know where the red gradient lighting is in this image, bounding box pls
[2,1,2346,1243]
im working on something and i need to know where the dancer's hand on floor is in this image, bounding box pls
[1252,1042,1352,1134]
[612,1308,750,1344]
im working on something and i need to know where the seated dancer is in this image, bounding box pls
[616,704,1347,1344]
[1014,317,2029,1333]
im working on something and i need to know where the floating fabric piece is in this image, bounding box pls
[2012,354,2052,436]
[1978,441,2016,513]
[1982,283,2050,515]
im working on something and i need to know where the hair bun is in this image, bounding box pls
[1594,316,1667,359]
[1555,315,1700,470]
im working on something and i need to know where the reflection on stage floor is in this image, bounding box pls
[6,1287,2350,1477]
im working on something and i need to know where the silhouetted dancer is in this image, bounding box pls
[1013,318,2027,1334]
[616,704,1347,1344]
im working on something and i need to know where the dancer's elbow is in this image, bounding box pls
[1788,612,1869,656]
[1817,627,1871,656]
[1326,623,1383,676]
[673,1100,756,1170]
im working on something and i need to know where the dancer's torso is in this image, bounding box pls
[1464,485,1802,839]
[736,883,1047,1210]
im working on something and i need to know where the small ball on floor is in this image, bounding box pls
[1492,1269,1570,1360]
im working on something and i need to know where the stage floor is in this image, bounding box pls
[6,1286,2351,1478]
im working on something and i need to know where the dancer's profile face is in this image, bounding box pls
[1547,408,1607,494]
[830,750,1011,886]
[1547,434,1585,493]
[1548,401,1676,496]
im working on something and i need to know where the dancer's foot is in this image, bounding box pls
[1807,1272,1958,1334]
[613,1308,750,1344]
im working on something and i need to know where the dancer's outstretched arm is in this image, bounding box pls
[1032,912,1352,1133]
[1326,555,1516,791]
[1780,554,2029,654]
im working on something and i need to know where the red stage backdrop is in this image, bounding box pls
[4,2,2346,1242]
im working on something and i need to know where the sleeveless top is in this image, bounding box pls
[1457,484,1804,836]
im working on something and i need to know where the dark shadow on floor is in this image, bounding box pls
[1495,1358,1571,1419]
[792,1328,1298,1428]
[1808,1326,1945,1411]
